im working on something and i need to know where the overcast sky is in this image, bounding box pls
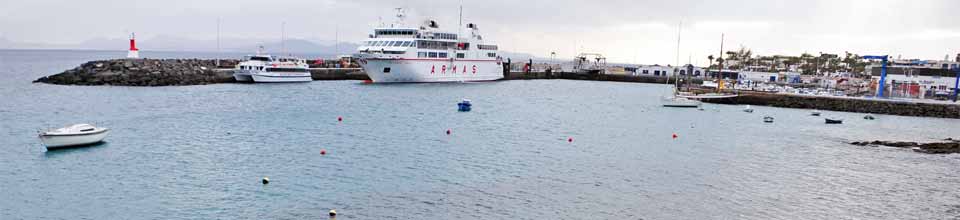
[1,0,958,65]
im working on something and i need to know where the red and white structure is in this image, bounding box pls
[354,8,503,83]
[127,33,139,58]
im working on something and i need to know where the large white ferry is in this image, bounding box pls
[234,54,312,83]
[355,9,504,83]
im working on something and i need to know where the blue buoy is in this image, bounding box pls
[457,99,472,112]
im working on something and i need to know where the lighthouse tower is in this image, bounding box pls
[127,33,139,59]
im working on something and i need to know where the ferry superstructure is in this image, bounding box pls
[355,9,504,83]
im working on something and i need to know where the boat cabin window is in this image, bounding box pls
[456,53,465,58]
[428,52,438,58]
[416,40,457,50]
[266,68,308,73]
[80,128,95,132]
[392,41,403,47]
[477,44,498,50]
[401,41,412,47]
[418,52,428,58]
[486,53,496,58]
[250,57,271,61]
[439,52,448,58]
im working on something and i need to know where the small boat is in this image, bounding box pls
[39,124,110,149]
[825,118,843,124]
[763,116,774,123]
[811,111,821,116]
[743,105,754,113]
[457,99,472,112]
[864,114,876,120]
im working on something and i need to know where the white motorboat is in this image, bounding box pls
[743,105,754,113]
[39,124,110,149]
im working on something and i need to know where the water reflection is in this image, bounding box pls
[42,141,108,158]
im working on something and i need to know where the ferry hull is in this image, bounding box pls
[360,59,503,83]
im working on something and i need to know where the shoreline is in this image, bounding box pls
[33,58,960,119]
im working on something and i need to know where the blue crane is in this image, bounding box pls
[862,55,889,98]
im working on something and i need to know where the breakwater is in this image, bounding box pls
[504,71,703,85]
[701,91,960,119]
[34,59,366,86]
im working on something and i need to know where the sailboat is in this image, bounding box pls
[678,33,738,100]
[662,21,702,108]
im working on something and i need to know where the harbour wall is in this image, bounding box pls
[701,91,960,119]
[34,59,366,86]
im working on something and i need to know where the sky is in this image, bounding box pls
[1,0,958,65]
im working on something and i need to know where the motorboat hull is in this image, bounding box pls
[251,72,313,83]
[233,70,254,82]
[40,130,109,149]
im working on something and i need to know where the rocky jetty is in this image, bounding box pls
[851,139,960,154]
[35,59,236,86]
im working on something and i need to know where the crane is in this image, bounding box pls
[862,55,888,98]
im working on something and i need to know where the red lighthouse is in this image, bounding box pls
[127,33,139,58]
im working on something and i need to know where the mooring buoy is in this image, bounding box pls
[262,177,270,185]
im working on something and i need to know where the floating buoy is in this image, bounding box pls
[262,177,270,185]
[337,116,343,122]
[320,149,327,155]
[672,133,678,139]
[446,129,451,135]
[329,209,337,217]
[568,137,573,142]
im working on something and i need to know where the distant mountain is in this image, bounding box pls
[0,36,360,55]
[0,36,543,60]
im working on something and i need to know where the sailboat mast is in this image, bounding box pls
[674,20,682,88]
[718,33,725,92]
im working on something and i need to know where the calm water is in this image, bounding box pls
[2,50,960,219]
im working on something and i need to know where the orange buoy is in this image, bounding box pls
[320,149,327,155]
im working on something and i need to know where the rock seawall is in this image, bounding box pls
[35,59,235,86]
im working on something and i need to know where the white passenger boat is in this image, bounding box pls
[354,8,504,83]
[234,54,272,82]
[39,124,110,149]
[235,55,312,83]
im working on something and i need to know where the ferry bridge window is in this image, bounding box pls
[428,52,438,58]
[401,41,411,47]
[439,53,448,58]
[418,52,427,58]
[642,70,649,74]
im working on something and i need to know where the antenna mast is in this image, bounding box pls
[281,22,286,55]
